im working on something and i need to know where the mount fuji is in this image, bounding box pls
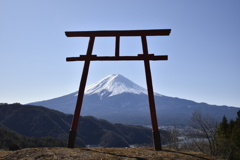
[85,74,148,97]
[28,74,239,126]
[84,74,161,98]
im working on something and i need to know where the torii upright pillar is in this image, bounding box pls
[65,29,171,150]
[141,35,162,150]
[67,36,95,148]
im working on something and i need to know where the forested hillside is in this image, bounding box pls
[0,103,169,147]
[0,126,67,149]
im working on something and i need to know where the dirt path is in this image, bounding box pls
[0,147,223,160]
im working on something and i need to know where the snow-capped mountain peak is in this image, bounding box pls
[84,74,149,98]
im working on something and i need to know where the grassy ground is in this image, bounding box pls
[0,147,223,160]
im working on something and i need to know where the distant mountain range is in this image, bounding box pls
[28,74,240,126]
[0,103,171,147]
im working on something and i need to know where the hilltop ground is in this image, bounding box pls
[0,147,223,160]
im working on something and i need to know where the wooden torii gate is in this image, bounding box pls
[65,29,171,150]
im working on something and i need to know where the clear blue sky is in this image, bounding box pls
[1,0,239,107]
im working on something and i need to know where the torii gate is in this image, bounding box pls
[65,29,171,150]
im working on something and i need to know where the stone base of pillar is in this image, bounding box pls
[67,130,77,148]
[152,130,162,150]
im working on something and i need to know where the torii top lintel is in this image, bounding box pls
[65,29,171,62]
[65,29,171,37]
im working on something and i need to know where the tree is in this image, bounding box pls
[215,110,240,160]
[215,115,235,159]
[218,115,228,137]
[230,111,240,159]
[166,127,179,149]
[176,110,240,160]
[190,110,218,156]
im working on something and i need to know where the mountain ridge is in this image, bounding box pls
[27,74,240,126]
[1,103,171,147]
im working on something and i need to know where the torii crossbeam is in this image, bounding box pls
[65,29,171,150]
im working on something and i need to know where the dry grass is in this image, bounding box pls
[0,147,223,160]
[0,150,8,158]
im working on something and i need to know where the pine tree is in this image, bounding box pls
[218,115,228,138]
[230,111,240,159]
[216,111,240,159]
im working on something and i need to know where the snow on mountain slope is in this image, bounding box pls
[28,74,161,105]
[84,74,149,98]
